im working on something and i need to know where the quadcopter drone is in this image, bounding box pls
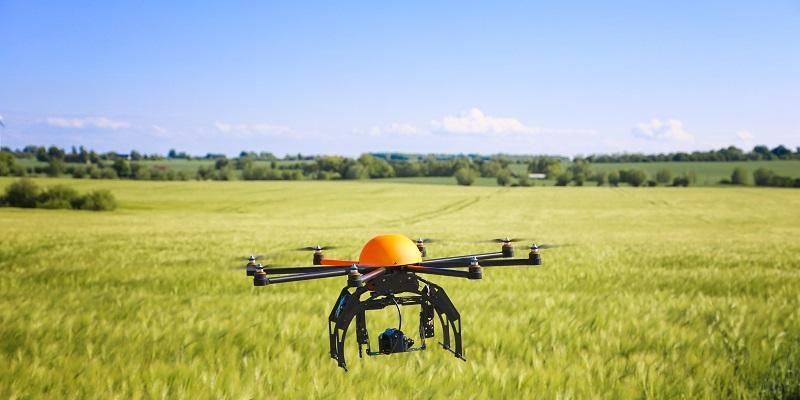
[242,234,552,371]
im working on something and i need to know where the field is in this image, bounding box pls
[1,178,799,399]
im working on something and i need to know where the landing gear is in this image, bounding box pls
[327,270,464,371]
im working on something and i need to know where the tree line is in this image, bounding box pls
[584,145,799,163]
[1,144,798,188]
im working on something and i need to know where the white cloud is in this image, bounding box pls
[430,108,530,135]
[47,116,130,129]
[368,122,428,137]
[632,119,693,142]
[214,122,292,137]
[737,130,753,142]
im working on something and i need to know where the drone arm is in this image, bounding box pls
[473,258,537,267]
[260,269,350,285]
[354,267,387,286]
[418,257,536,268]
[261,266,358,275]
[419,252,504,265]
[404,265,478,279]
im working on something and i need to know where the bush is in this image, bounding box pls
[655,169,672,184]
[2,178,40,208]
[619,169,647,187]
[608,171,620,187]
[77,190,117,211]
[593,171,607,186]
[517,175,532,187]
[100,168,118,179]
[495,170,512,186]
[1,179,117,211]
[0,151,16,176]
[344,164,368,180]
[753,168,775,186]
[672,176,690,187]
[731,167,750,185]
[555,174,570,186]
[454,168,477,186]
[37,185,80,209]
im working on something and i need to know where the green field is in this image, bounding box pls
[1,178,799,398]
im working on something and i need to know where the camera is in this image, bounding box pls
[378,328,414,354]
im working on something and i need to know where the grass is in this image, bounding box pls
[1,178,799,399]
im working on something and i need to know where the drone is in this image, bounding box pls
[242,234,553,371]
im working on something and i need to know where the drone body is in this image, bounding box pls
[244,234,545,371]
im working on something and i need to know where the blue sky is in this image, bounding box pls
[1,1,798,157]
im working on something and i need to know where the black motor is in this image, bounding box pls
[378,328,414,354]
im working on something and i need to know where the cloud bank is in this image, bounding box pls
[632,119,694,142]
[431,108,530,135]
[47,116,130,129]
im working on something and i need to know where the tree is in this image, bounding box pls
[3,178,40,208]
[495,169,512,186]
[655,169,672,184]
[344,164,368,179]
[47,159,66,177]
[0,151,16,176]
[454,168,477,186]
[608,171,620,187]
[112,159,132,178]
[619,169,647,187]
[593,171,607,186]
[731,167,750,185]
[753,168,775,186]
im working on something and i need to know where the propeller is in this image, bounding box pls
[295,245,338,252]
[529,243,569,250]
[414,238,436,244]
[237,255,266,262]
[485,237,527,244]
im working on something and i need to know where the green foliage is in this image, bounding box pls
[454,167,477,186]
[46,158,66,177]
[751,167,798,187]
[495,169,513,186]
[112,159,132,178]
[516,175,532,187]
[2,178,40,207]
[731,167,750,185]
[0,151,16,176]
[555,173,570,186]
[655,169,672,184]
[344,164,368,179]
[1,179,116,211]
[36,185,80,209]
[619,169,647,187]
[75,189,117,211]
[593,171,607,186]
[608,171,620,187]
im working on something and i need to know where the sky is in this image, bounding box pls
[1,1,798,157]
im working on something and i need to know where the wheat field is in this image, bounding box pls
[1,178,799,399]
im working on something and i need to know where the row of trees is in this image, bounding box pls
[585,145,799,163]
[0,179,117,210]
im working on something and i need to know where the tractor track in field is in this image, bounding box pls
[390,187,510,226]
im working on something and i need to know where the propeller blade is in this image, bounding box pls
[482,237,527,243]
[237,255,265,261]
[294,245,338,252]
[530,243,569,250]
[414,238,436,243]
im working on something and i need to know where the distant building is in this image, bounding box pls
[528,173,547,179]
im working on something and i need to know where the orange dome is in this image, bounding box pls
[358,234,422,266]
